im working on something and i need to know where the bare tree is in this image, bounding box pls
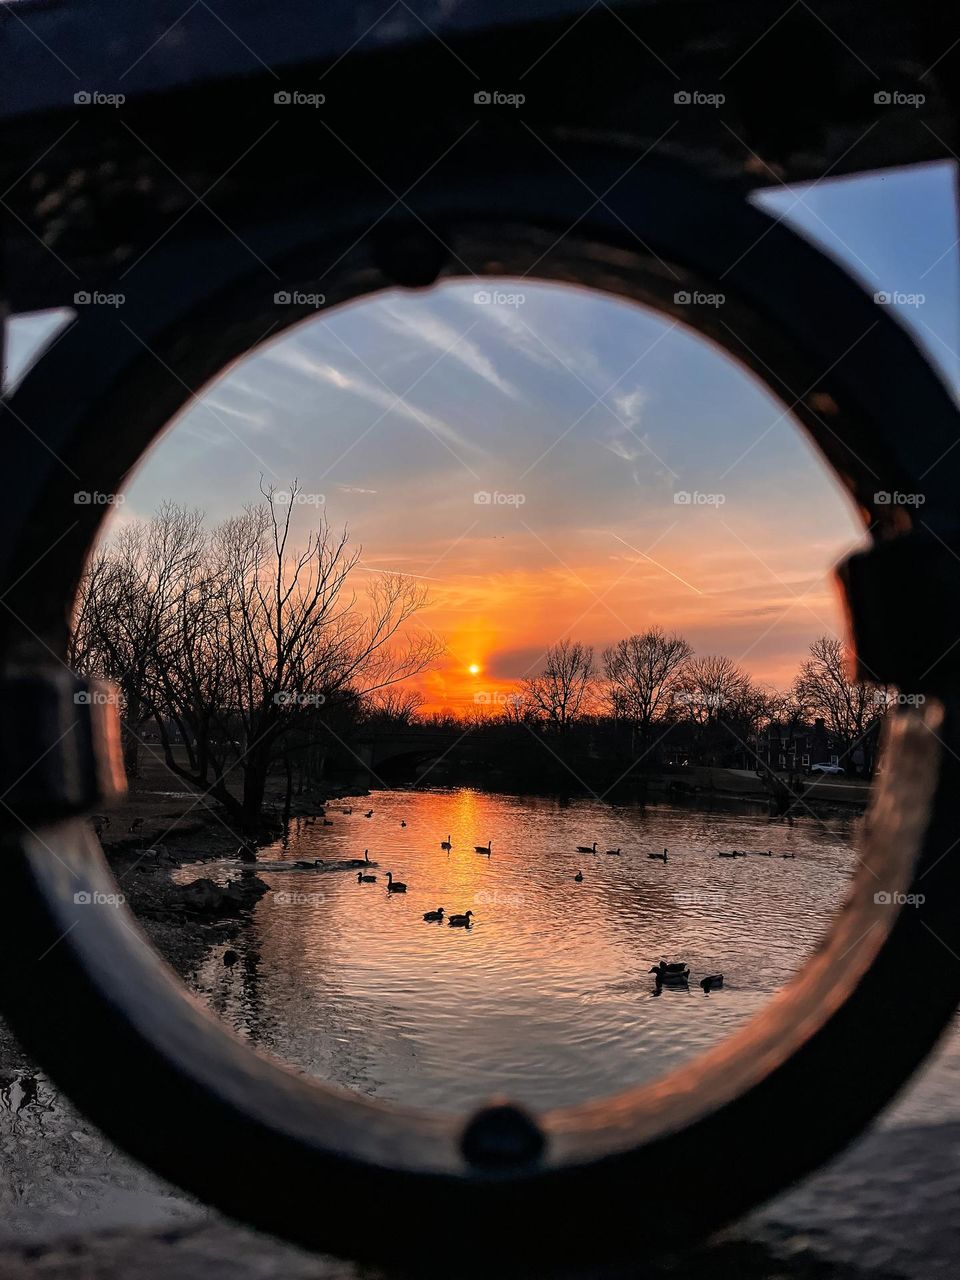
[602,627,693,746]
[365,688,425,726]
[521,640,595,734]
[677,654,751,725]
[72,504,206,778]
[77,483,441,826]
[793,635,880,768]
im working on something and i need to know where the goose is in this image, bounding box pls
[650,967,689,986]
[648,848,668,862]
[474,840,492,855]
[423,907,444,922]
[574,870,584,882]
[364,810,374,818]
[357,872,377,884]
[440,835,452,850]
[449,911,474,927]
[386,872,407,893]
[782,852,796,859]
[605,847,621,856]
[718,850,738,858]
[700,974,724,992]
[576,841,598,854]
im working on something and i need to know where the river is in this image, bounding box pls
[183,786,863,1111]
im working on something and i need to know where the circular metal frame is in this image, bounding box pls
[2,151,960,1268]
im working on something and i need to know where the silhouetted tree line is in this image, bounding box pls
[415,629,894,782]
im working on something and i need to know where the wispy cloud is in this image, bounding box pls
[265,342,483,457]
[377,301,521,400]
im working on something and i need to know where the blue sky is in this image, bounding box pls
[6,160,958,704]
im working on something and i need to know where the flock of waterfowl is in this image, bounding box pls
[237,804,800,975]
[567,840,800,995]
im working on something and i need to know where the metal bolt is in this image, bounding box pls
[461,1101,546,1169]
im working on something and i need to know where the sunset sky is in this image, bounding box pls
[8,162,959,714]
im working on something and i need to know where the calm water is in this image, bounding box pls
[182,787,862,1111]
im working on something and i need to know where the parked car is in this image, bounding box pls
[809,762,845,775]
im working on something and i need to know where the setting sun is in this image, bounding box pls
[468,663,481,675]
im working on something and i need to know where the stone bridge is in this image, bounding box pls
[352,726,472,775]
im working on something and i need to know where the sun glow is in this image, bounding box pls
[468,663,481,675]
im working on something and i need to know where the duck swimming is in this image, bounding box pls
[605,847,621,856]
[650,966,690,986]
[574,870,584,882]
[294,858,323,869]
[449,911,474,927]
[357,872,377,883]
[423,907,444,922]
[700,974,724,992]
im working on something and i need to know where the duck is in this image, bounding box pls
[718,850,739,858]
[574,870,584,882]
[474,840,492,855]
[449,911,474,927]
[605,847,621,856]
[648,848,668,862]
[295,858,323,869]
[700,974,724,992]
[357,871,377,883]
[364,810,374,818]
[341,808,353,815]
[782,852,796,859]
[440,835,452,850]
[322,818,334,826]
[386,872,407,893]
[400,821,407,828]
[223,949,240,967]
[576,841,598,854]
[423,907,444,922]
[652,959,688,975]
[650,967,690,986]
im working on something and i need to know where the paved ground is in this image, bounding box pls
[0,1071,957,1279]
